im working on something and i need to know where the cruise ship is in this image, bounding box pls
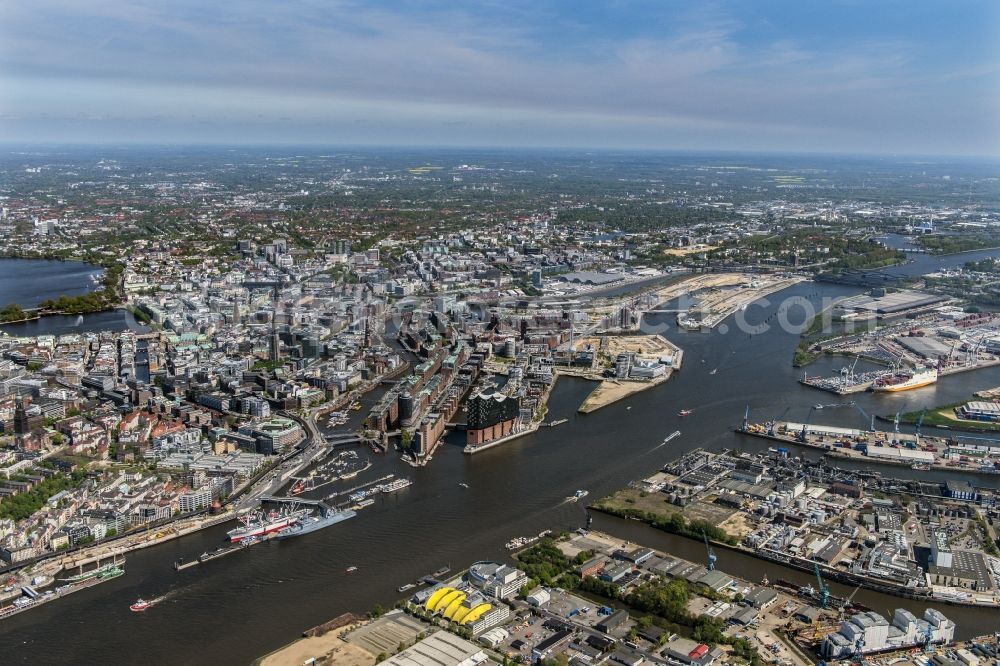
[226,508,310,542]
[274,508,356,540]
[872,366,938,392]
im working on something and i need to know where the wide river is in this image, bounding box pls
[3,245,1000,664]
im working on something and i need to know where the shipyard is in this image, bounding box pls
[593,448,1000,609]
[737,415,1000,476]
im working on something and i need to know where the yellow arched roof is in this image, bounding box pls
[433,589,464,614]
[451,604,474,624]
[424,587,454,612]
[442,593,468,620]
[460,603,492,625]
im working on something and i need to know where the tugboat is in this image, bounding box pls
[130,598,152,612]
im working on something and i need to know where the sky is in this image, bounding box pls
[1,0,999,155]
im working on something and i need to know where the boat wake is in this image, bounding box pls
[649,430,681,451]
[146,592,173,606]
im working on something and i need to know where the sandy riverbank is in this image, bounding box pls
[577,373,671,413]
[257,622,373,666]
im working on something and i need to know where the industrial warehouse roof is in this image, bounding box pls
[838,290,947,314]
[557,271,624,285]
[897,336,954,359]
[383,631,488,666]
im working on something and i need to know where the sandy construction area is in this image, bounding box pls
[572,333,676,361]
[578,374,670,413]
[258,626,374,666]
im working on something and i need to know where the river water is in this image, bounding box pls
[3,247,1000,664]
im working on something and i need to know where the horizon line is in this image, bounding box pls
[1,142,998,162]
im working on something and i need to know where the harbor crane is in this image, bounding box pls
[852,403,875,431]
[703,532,716,571]
[765,407,791,436]
[813,562,830,609]
[851,636,866,666]
[836,585,861,621]
[914,408,927,446]
[921,623,935,653]
[799,406,819,443]
[839,357,861,390]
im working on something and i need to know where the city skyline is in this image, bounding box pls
[2,1,999,156]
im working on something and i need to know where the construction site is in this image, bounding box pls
[638,272,804,330]
[562,333,683,413]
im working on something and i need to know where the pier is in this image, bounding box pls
[325,474,395,501]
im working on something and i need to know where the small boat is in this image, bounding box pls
[678,409,693,417]
[458,482,469,488]
[346,566,358,573]
[398,583,416,593]
[130,598,152,612]
[572,490,589,501]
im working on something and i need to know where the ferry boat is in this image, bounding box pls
[381,478,412,493]
[226,508,309,543]
[872,366,937,392]
[130,598,152,612]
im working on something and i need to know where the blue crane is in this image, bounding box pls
[851,636,866,665]
[814,562,830,609]
[921,622,934,653]
[704,532,717,571]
